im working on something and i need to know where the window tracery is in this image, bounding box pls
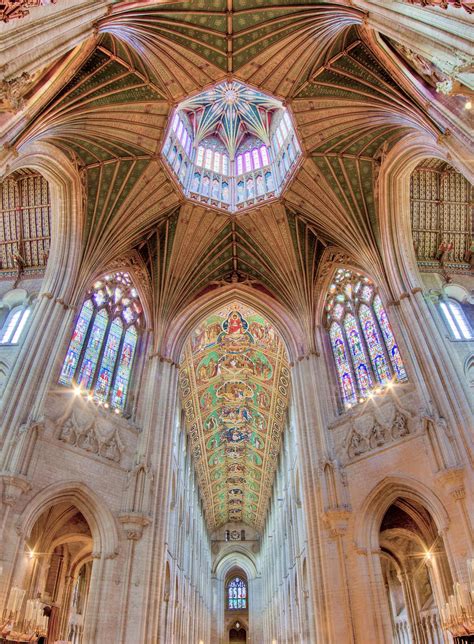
[227,577,247,610]
[59,272,142,412]
[325,269,408,409]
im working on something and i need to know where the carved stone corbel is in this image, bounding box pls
[0,473,31,506]
[118,512,151,541]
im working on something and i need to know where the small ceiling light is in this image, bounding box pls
[465,100,472,110]
[73,386,81,396]
[425,551,432,561]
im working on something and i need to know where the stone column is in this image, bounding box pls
[291,354,353,643]
[119,357,179,643]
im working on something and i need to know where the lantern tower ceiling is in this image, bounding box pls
[163,80,301,213]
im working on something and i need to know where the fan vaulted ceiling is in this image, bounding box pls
[2,0,458,530]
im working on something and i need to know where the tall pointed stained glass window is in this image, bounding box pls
[325,268,407,410]
[227,577,247,610]
[59,272,142,412]
[329,323,357,406]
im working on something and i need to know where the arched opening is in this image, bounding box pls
[410,159,473,271]
[4,502,93,643]
[229,623,247,642]
[379,497,453,644]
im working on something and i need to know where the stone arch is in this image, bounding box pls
[214,548,258,581]
[162,284,305,364]
[354,475,450,553]
[377,132,473,296]
[18,480,119,558]
[465,355,474,390]
[1,141,84,303]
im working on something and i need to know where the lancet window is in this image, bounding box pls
[439,298,473,340]
[0,306,31,344]
[59,272,142,412]
[227,577,247,610]
[325,268,407,409]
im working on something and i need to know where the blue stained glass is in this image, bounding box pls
[228,577,247,610]
[111,325,137,410]
[373,295,407,381]
[329,323,357,406]
[344,313,373,396]
[77,309,108,390]
[359,305,392,385]
[94,317,123,402]
[59,300,93,386]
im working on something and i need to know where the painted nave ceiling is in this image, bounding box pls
[1,0,471,530]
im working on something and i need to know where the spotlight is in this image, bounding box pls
[73,386,81,397]
[465,100,472,110]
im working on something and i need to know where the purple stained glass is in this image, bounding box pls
[111,325,137,410]
[77,309,108,390]
[94,317,123,402]
[373,295,407,381]
[359,305,392,385]
[59,300,93,386]
[329,323,357,406]
[228,577,247,610]
[344,313,373,396]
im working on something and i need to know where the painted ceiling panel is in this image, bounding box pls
[179,301,290,529]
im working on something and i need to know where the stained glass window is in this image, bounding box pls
[94,317,123,402]
[373,295,408,380]
[359,305,391,385]
[59,300,94,385]
[326,269,407,409]
[77,308,108,390]
[59,272,142,412]
[227,577,247,610]
[344,313,373,397]
[329,323,357,406]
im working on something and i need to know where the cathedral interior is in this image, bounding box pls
[0,1,473,643]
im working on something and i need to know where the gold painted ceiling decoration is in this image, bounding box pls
[179,301,290,529]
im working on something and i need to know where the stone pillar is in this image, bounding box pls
[291,354,353,643]
[0,298,76,471]
[119,358,179,643]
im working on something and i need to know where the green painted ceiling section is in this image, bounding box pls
[84,158,150,238]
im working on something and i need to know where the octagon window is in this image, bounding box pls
[163,80,301,213]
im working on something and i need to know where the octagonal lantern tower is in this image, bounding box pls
[162,80,301,213]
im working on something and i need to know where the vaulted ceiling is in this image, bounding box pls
[2,0,460,530]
